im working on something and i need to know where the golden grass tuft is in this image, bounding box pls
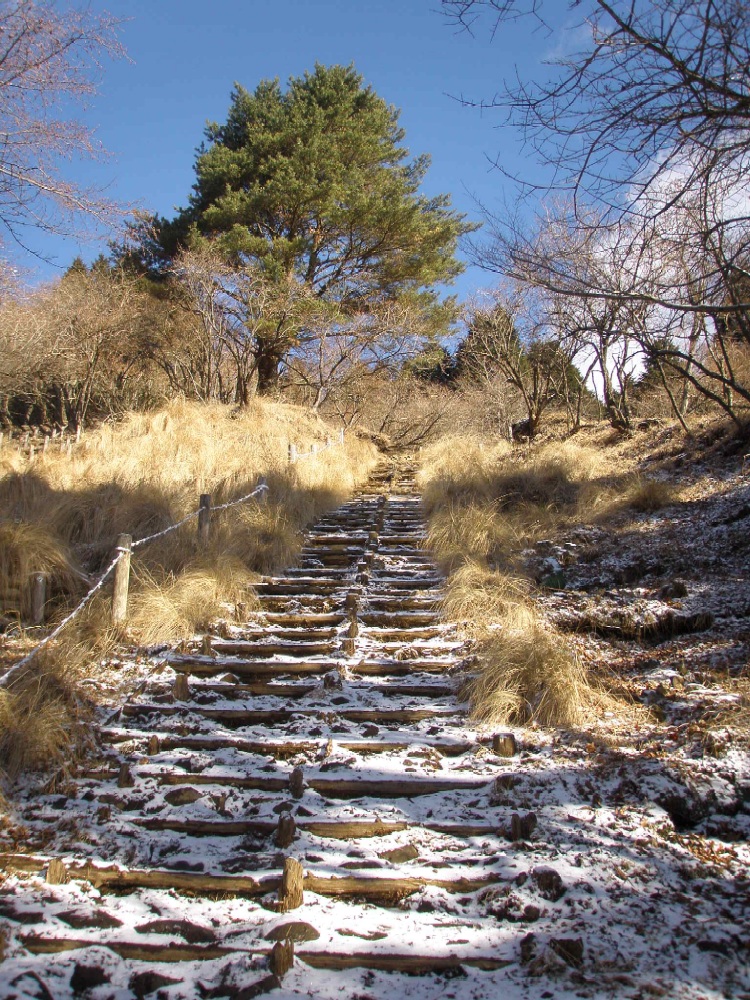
[625,475,676,513]
[463,626,589,728]
[442,560,532,634]
[0,520,81,618]
[0,652,88,779]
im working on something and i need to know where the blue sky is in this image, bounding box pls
[27,0,565,303]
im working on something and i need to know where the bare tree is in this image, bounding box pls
[0,0,125,259]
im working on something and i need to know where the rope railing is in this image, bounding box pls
[0,479,269,688]
[288,428,345,465]
[2,425,348,685]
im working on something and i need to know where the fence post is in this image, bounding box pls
[112,534,132,624]
[258,476,268,505]
[31,573,47,625]
[198,494,212,545]
[339,428,345,445]
[288,443,297,464]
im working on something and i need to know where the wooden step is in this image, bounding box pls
[101,730,477,756]
[119,705,462,726]
[168,655,341,677]
[0,856,503,904]
[135,817,498,840]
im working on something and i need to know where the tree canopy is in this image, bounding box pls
[137,64,473,393]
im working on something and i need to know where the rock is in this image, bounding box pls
[164,786,202,806]
[273,800,296,814]
[550,937,584,968]
[9,972,54,999]
[135,918,216,943]
[265,920,320,943]
[520,932,538,964]
[130,970,182,997]
[361,723,379,736]
[70,964,110,993]
[58,909,123,930]
[531,866,566,901]
[378,844,419,864]
[658,579,688,600]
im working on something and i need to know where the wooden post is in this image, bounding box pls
[288,442,297,464]
[339,427,345,445]
[31,573,46,626]
[42,435,49,454]
[198,494,212,545]
[276,812,296,848]
[112,533,132,624]
[278,857,304,912]
[75,424,81,443]
[270,939,294,977]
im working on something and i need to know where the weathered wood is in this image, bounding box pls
[492,733,518,757]
[172,673,190,701]
[275,812,296,848]
[288,443,297,464]
[46,858,68,884]
[30,573,46,625]
[289,766,305,799]
[298,951,510,973]
[112,533,132,624]
[270,939,294,977]
[278,857,304,912]
[20,934,234,962]
[198,493,212,545]
[117,763,135,788]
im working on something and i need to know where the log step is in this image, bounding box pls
[120,705,462,726]
[167,655,341,677]
[100,730,477,756]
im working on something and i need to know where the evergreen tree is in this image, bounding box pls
[139,64,474,394]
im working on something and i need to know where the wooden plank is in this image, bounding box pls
[20,935,236,962]
[119,705,461,726]
[134,818,498,839]
[167,655,340,677]
[298,951,510,973]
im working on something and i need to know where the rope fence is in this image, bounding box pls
[0,426,349,685]
[0,478,270,688]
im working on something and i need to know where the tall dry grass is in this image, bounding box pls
[0,399,379,777]
[419,435,607,728]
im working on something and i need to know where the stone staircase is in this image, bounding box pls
[0,462,529,999]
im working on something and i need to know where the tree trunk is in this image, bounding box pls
[256,348,282,396]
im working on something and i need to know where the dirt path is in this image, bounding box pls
[0,460,748,999]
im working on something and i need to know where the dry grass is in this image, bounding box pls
[0,399,379,778]
[421,434,620,728]
[442,560,532,634]
[463,626,588,728]
[0,651,89,779]
[624,475,676,513]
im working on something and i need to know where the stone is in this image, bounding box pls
[378,844,419,864]
[532,866,566,902]
[135,918,216,943]
[550,937,584,968]
[70,965,110,993]
[164,786,202,806]
[265,921,320,943]
[130,970,182,997]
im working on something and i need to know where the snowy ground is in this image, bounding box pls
[0,450,748,1000]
